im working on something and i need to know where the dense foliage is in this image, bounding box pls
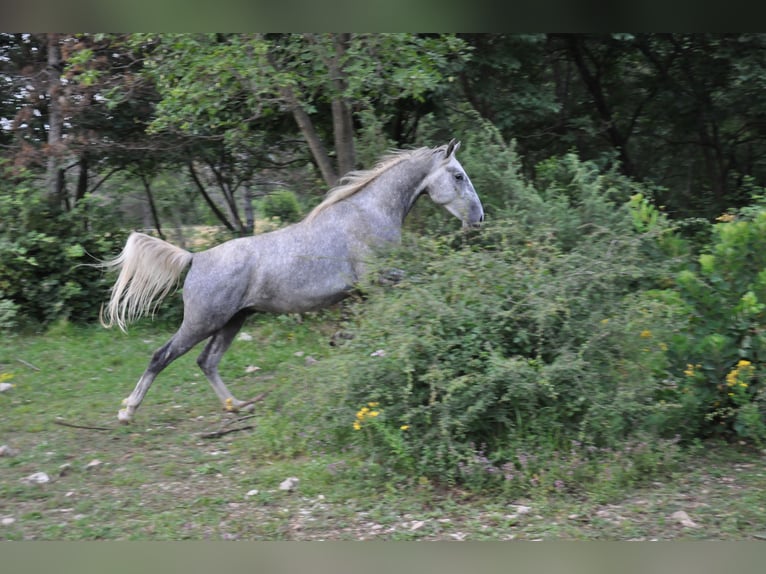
[283,145,672,484]
[283,143,766,490]
[0,166,127,329]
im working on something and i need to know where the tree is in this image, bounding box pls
[134,33,469,188]
[459,33,766,220]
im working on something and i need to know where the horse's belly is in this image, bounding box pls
[250,286,350,314]
[247,268,354,314]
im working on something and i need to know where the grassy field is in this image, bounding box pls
[1,313,765,541]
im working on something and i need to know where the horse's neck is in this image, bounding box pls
[351,156,433,223]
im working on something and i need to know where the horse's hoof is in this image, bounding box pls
[117,408,133,424]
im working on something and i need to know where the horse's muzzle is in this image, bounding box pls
[462,212,484,229]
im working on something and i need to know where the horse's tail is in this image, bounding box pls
[99,232,193,332]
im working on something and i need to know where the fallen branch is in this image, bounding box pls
[16,358,41,371]
[200,425,255,439]
[54,420,111,431]
[221,413,258,427]
[237,391,268,409]
[199,394,267,439]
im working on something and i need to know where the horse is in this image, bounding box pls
[100,139,483,423]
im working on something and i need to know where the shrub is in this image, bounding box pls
[668,209,766,443]
[0,171,127,327]
[284,150,687,489]
[0,290,19,334]
[260,190,302,223]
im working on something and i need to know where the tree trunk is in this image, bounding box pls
[75,154,88,204]
[209,162,245,234]
[563,34,636,177]
[140,174,165,239]
[284,86,339,186]
[305,33,356,178]
[266,47,338,186]
[188,162,236,233]
[45,33,65,210]
[327,34,355,177]
[242,183,254,235]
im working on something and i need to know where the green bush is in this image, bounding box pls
[260,189,302,223]
[668,209,766,443]
[282,150,688,490]
[0,289,19,333]
[0,172,127,328]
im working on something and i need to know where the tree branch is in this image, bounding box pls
[188,161,236,233]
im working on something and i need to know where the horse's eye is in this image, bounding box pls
[455,173,464,181]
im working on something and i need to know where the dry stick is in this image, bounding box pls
[200,425,255,439]
[53,420,111,431]
[200,391,270,439]
[231,391,268,411]
[51,389,271,437]
[16,358,41,371]
[220,413,258,428]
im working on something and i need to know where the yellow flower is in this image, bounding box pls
[369,411,379,417]
[716,213,735,222]
[368,402,379,407]
[640,330,652,339]
[737,360,752,368]
[400,425,409,431]
[353,420,361,431]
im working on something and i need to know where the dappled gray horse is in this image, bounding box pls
[101,140,483,423]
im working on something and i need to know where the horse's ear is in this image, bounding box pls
[445,139,461,157]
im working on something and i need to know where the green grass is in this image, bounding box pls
[1,313,765,540]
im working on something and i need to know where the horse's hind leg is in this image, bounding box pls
[196,310,253,413]
[118,328,204,423]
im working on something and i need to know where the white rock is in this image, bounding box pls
[0,383,14,392]
[246,489,260,497]
[0,444,17,457]
[279,477,300,491]
[671,510,699,528]
[244,365,261,373]
[85,459,102,471]
[1,517,15,526]
[23,472,50,484]
[238,332,253,341]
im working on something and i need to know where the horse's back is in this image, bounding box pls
[183,223,359,315]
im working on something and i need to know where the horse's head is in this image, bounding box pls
[422,139,484,228]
